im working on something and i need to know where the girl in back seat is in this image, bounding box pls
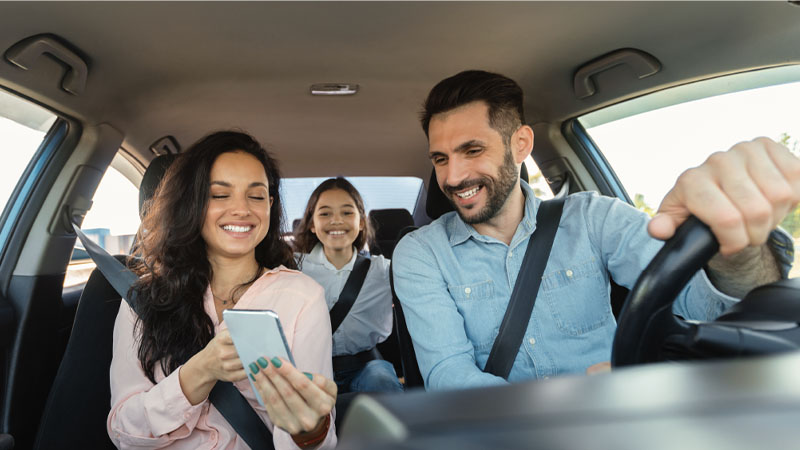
[294,177,404,394]
[108,131,337,449]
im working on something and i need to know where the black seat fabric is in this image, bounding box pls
[368,208,414,258]
[33,257,128,450]
[138,153,178,217]
[389,226,425,388]
[34,155,177,449]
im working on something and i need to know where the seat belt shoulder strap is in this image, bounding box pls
[329,255,371,333]
[483,197,566,378]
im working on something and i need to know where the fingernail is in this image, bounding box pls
[257,357,269,368]
[270,357,282,368]
[249,362,259,374]
[304,372,313,380]
[249,373,255,381]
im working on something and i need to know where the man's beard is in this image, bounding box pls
[444,149,519,225]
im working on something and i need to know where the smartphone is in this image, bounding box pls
[222,309,294,406]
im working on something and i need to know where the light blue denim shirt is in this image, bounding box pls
[392,181,780,391]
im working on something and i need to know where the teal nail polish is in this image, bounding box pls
[270,357,282,368]
[249,373,255,381]
[249,362,259,374]
[257,357,268,368]
[304,372,313,381]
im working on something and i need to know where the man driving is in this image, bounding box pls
[392,70,796,390]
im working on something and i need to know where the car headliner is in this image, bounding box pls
[1,1,799,180]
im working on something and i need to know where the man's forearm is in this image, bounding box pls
[705,243,781,298]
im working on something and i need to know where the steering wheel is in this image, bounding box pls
[611,216,800,367]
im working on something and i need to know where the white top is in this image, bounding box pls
[298,243,393,357]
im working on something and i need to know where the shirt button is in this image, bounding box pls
[464,287,471,294]
[528,338,536,345]
[565,269,574,277]
[508,252,513,258]
[543,376,550,380]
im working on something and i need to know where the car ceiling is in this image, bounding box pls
[1,1,799,180]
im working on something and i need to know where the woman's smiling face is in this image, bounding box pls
[201,151,272,262]
[311,188,364,253]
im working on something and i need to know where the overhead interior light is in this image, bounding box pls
[310,83,359,96]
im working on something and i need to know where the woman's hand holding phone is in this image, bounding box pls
[200,329,248,382]
[248,356,336,439]
[179,329,247,405]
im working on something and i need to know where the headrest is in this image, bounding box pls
[425,163,530,220]
[138,153,178,219]
[369,208,415,241]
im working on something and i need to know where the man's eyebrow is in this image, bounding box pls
[453,140,486,153]
[428,140,486,158]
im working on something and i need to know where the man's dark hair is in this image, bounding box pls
[420,70,526,146]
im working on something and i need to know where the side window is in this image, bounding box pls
[578,66,800,277]
[524,156,554,200]
[64,153,141,287]
[0,89,57,253]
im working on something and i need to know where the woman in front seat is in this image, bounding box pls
[294,177,403,394]
[108,131,336,449]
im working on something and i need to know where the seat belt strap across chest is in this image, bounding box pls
[71,222,275,450]
[329,255,371,334]
[483,197,565,379]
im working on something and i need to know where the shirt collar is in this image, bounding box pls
[446,180,539,247]
[309,242,357,271]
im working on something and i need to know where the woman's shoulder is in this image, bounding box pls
[262,265,325,295]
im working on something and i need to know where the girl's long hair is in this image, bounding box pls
[293,177,373,255]
[131,131,296,383]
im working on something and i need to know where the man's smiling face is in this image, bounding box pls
[428,101,520,224]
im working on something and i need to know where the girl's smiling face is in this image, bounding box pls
[310,188,364,253]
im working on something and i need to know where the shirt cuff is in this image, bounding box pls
[694,268,740,319]
[145,365,206,436]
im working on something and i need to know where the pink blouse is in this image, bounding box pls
[107,266,337,449]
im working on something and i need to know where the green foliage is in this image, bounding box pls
[528,170,547,198]
[778,133,800,237]
[633,193,656,217]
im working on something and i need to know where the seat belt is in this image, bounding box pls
[329,255,371,334]
[71,223,275,450]
[483,197,565,379]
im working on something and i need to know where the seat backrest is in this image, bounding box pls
[33,154,176,449]
[33,257,128,450]
[389,226,425,388]
[368,208,414,258]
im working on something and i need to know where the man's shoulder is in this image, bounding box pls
[398,212,456,246]
[393,212,457,263]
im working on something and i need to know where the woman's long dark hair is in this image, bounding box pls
[293,177,373,255]
[131,131,296,383]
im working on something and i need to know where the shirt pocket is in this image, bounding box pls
[447,279,499,352]
[541,258,611,336]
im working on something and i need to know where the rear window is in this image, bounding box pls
[280,176,423,231]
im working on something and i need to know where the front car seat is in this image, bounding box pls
[33,154,176,449]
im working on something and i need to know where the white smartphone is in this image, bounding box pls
[222,309,294,406]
